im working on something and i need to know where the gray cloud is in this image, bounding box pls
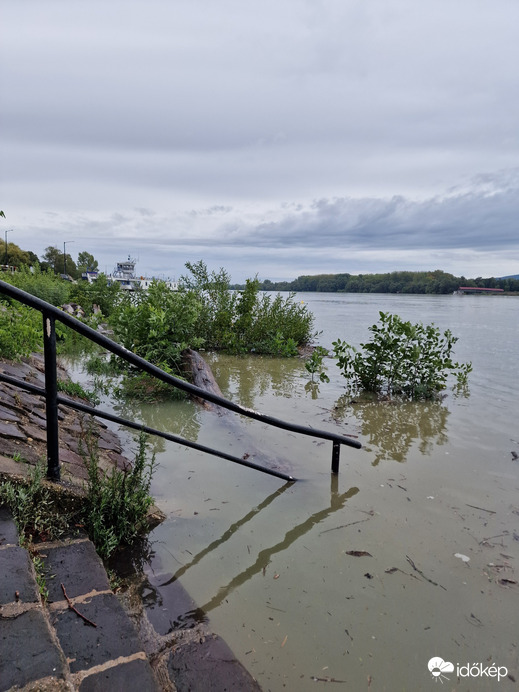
[2,0,519,282]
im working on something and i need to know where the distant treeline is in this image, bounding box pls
[232,270,519,294]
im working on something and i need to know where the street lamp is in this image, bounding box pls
[63,240,74,277]
[4,229,13,266]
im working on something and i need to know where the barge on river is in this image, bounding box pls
[453,286,504,295]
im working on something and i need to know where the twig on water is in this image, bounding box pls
[319,518,371,535]
[406,556,447,591]
[466,504,496,514]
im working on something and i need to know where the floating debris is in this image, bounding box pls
[454,553,470,562]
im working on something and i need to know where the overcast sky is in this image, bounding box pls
[2,0,519,282]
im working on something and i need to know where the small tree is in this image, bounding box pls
[77,251,99,273]
[332,312,471,400]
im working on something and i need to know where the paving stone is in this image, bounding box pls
[0,438,41,463]
[0,362,32,378]
[107,450,131,470]
[0,421,26,440]
[17,390,45,410]
[97,437,122,452]
[78,657,160,692]
[22,422,48,443]
[29,406,47,422]
[37,539,111,602]
[0,608,68,691]
[59,446,85,467]
[0,546,40,605]
[0,404,21,422]
[26,370,46,385]
[51,593,145,674]
[0,389,17,407]
[0,506,19,546]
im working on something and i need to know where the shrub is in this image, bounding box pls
[69,273,121,318]
[0,303,42,359]
[0,462,69,543]
[111,280,203,368]
[82,432,157,559]
[3,265,70,306]
[180,262,314,355]
[332,311,471,400]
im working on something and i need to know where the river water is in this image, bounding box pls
[96,293,519,690]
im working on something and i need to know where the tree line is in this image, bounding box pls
[2,234,518,294]
[246,270,519,294]
[2,241,98,280]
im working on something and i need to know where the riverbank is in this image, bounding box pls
[0,355,262,691]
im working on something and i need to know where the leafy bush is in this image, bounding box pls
[69,273,121,318]
[82,432,157,559]
[2,265,71,306]
[0,462,69,544]
[0,303,42,359]
[179,262,314,355]
[181,261,236,348]
[333,312,472,400]
[245,290,314,355]
[111,280,203,369]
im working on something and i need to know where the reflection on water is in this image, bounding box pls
[113,397,202,454]
[159,477,358,617]
[159,484,291,589]
[332,393,449,464]
[205,352,306,407]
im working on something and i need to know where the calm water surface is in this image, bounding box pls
[105,294,519,690]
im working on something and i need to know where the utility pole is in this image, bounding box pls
[63,240,74,277]
[4,229,13,266]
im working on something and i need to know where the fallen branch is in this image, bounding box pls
[61,583,97,628]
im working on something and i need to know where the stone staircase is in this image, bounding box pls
[0,506,161,691]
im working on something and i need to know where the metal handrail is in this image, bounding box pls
[0,279,361,482]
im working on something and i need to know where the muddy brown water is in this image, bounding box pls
[73,293,519,690]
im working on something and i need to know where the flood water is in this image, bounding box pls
[93,294,519,690]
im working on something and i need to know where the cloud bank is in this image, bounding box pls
[2,0,518,281]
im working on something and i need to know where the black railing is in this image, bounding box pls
[0,279,361,483]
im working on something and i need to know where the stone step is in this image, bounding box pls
[0,507,161,692]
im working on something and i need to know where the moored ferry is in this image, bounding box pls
[82,256,177,291]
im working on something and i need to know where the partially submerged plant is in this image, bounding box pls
[304,346,330,383]
[333,311,472,401]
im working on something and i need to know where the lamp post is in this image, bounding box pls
[63,240,74,277]
[4,229,13,266]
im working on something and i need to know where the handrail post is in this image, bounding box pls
[43,311,60,481]
[331,441,340,474]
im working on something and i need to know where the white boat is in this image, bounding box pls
[82,256,177,291]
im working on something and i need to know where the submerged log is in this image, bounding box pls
[182,348,227,412]
[182,348,291,475]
